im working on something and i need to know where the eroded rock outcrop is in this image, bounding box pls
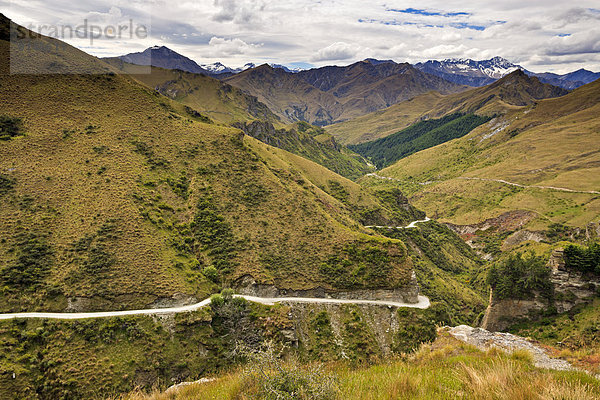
[447,325,575,371]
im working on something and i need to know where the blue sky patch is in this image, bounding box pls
[450,22,486,31]
[387,8,471,17]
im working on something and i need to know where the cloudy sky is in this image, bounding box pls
[3,0,600,73]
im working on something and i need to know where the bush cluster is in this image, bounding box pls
[486,252,552,301]
[564,243,600,274]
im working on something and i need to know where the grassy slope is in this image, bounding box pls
[105,61,372,181]
[362,78,600,229]
[349,113,493,168]
[328,70,568,145]
[235,121,374,180]
[103,59,281,125]
[510,298,600,374]
[127,333,600,400]
[0,19,419,312]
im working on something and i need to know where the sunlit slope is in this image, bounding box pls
[104,58,280,125]
[368,78,600,228]
[328,71,568,145]
[0,16,417,312]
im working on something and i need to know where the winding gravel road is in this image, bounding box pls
[0,294,430,320]
[366,172,599,195]
[364,216,431,230]
[458,177,600,195]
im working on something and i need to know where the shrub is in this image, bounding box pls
[1,231,53,290]
[237,341,339,400]
[202,265,219,283]
[393,308,438,353]
[0,115,24,140]
[0,173,15,194]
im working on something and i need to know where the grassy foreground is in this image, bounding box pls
[121,333,600,400]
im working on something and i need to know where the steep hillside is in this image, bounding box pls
[364,77,600,230]
[295,60,467,121]
[328,70,568,145]
[103,58,279,125]
[224,62,466,126]
[0,16,422,313]
[233,121,374,180]
[104,60,372,180]
[350,113,493,168]
[224,64,343,125]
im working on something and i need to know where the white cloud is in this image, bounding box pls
[4,0,600,73]
[212,0,265,24]
[545,29,600,55]
[310,42,364,62]
[207,36,259,56]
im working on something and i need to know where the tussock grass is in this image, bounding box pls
[122,335,600,400]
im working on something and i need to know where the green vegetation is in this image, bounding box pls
[376,221,486,324]
[564,243,600,274]
[0,173,15,194]
[192,191,237,274]
[486,252,552,301]
[68,220,119,274]
[318,240,410,289]
[124,333,600,400]
[235,121,373,180]
[0,297,296,399]
[350,113,493,168]
[392,308,438,353]
[0,115,23,140]
[1,230,53,291]
[237,341,339,400]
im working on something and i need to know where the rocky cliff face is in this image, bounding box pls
[233,273,420,303]
[482,249,600,331]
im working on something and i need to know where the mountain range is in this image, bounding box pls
[222,60,467,125]
[416,56,600,89]
[116,47,599,91]
[327,69,569,144]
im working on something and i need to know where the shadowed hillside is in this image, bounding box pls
[224,61,467,126]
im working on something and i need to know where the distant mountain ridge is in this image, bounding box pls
[116,45,210,75]
[113,47,599,91]
[115,46,302,77]
[415,57,599,89]
[224,61,467,125]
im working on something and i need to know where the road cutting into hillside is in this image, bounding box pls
[458,177,600,195]
[365,216,431,229]
[0,294,430,320]
[366,172,600,195]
